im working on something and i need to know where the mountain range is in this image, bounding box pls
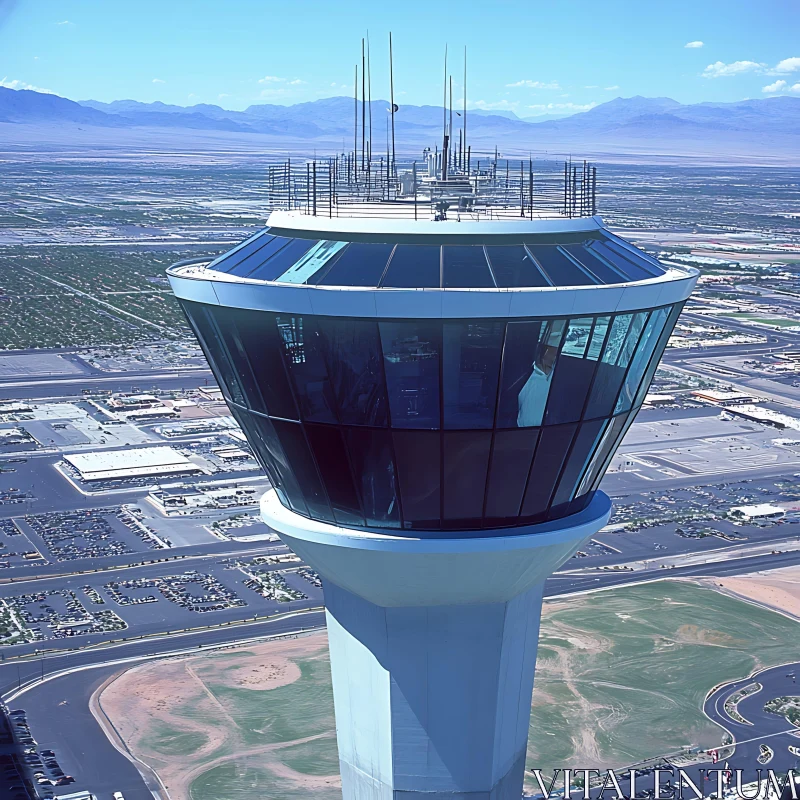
[1,86,798,162]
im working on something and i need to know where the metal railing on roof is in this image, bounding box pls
[265,152,598,221]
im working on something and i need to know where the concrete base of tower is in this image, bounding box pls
[261,490,612,800]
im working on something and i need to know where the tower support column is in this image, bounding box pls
[261,489,612,800]
[326,579,544,800]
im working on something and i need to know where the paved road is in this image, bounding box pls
[705,662,800,775]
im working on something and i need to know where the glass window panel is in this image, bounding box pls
[575,412,631,497]
[549,419,607,515]
[208,232,270,274]
[181,301,246,407]
[560,244,624,284]
[584,312,644,421]
[589,241,653,282]
[271,419,333,522]
[380,245,441,288]
[586,316,610,361]
[486,246,550,288]
[442,246,495,288]
[545,318,600,425]
[241,411,310,517]
[520,423,577,520]
[442,431,492,525]
[276,315,337,423]
[218,235,282,278]
[225,308,299,420]
[305,424,365,527]
[525,244,596,286]
[274,240,349,284]
[345,428,401,528]
[603,238,663,277]
[500,319,565,428]
[393,430,441,529]
[318,318,388,427]
[252,238,316,283]
[484,429,539,521]
[213,307,267,414]
[616,307,670,413]
[244,237,305,281]
[380,321,441,429]
[316,243,395,287]
[442,321,504,429]
[633,304,683,408]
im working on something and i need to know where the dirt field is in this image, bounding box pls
[708,565,800,622]
[96,634,338,800]
[96,580,800,799]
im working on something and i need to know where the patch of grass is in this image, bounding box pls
[148,721,209,758]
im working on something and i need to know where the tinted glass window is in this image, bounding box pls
[393,430,440,528]
[213,308,267,414]
[562,244,625,285]
[380,245,441,288]
[244,412,310,517]
[603,238,663,277]
[276,315,337,423]
[549,419,607,516]
[545,317,600,425]
[245,237,310,281]
[616,307,670,413]
[181,301,246,407]
[274,240,349,284]
[589,241,653,282]
[496,320,541,427]
[442,431,492,526]
[586,316,611,361]
[577,412,630,496]
[510,319,565,428]
[442,321,504,429]
[585,314,636,420]
[486,246,549,288]
[484,429,539,520]
[442,246,495,288]
[305,423,364,527]
[227,308,299,420]
[526,244,596,286]
[316,243,395,287]
[345,427,401,528]
[208,232,269,274]
[272,419,333,522]
[380,321,441,429]
[319,318,388,427]
[633,304,682,408]
[218,235,281,278]
[256,238,317,283]
[520,423,577,520]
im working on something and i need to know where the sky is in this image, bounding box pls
[1,0,799,116]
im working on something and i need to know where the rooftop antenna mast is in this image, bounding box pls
[463,46,467,177]
[353,63,358,178]
[361,38,366,170]
[367,31,373,164]
[389,31,396,177]
[449,74,453,172]
[442,44,449,182]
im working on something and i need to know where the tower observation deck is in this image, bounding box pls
[168,157,697,800]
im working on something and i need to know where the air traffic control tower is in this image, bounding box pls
[168,158,697,800]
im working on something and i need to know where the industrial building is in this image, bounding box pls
[64,446,200,481]
[169,151,697,799]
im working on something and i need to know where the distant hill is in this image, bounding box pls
[1,86,798,162]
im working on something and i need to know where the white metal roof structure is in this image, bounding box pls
[65,446,198,481]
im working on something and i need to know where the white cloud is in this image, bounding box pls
[218,93,230,99]
[469,99,520,111]
[55,20,73,25]
[604,85,620,91]
[584,85,599,89]
[526,101,597,116]
[792,83,800,93]
[0,77,54,94]
[288,79,305,85]
[152,78,165,84]
[506,80,561,90]
[684,41,704,49]
[770,57,800,74]
[258,75,284,84]
[762,80,787,93]
[702,60,765,78]
[188,93,198,99]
